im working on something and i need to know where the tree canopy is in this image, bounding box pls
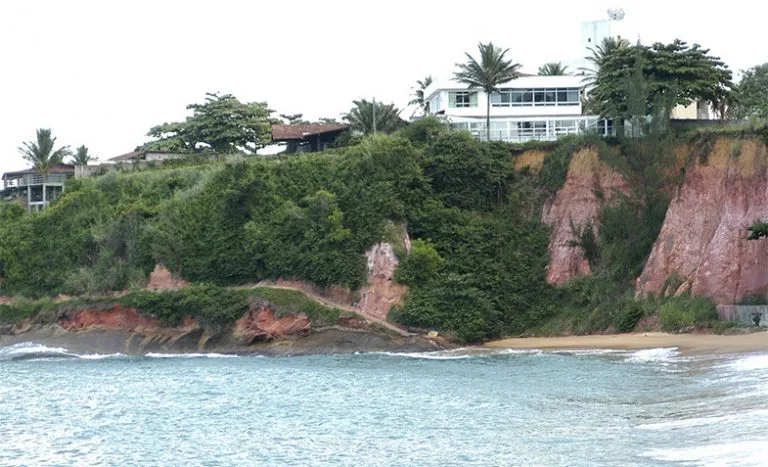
[538,62,569,76]
[18,129,72,175]
[142,93,275,154]
[343,99,405,135]
[70,145,94,166]
[454,42,521,140]
[588,39,732,119]
[734,63,768,119]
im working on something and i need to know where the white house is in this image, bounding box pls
[422,75,612,143]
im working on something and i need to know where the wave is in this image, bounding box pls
[0,342,125,361]
[372,351,475,360]
[643,440,767,466]
[625,347,679,363]
[145,352,239,359]
[726,353,768,372]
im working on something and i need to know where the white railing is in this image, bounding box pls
[453,116,613,143]
[2,173,70,189]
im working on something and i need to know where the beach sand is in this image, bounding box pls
[485,331,768,355]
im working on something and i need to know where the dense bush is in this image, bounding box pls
[659,296,719,332]
[394,239,443,287]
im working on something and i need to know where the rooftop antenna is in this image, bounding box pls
[607,7,625,21]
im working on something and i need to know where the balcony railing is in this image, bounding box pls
[2,173,70,189]
[453,116,613,143]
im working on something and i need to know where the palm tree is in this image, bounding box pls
[70,145,95,166]
[454,42,521,140]
[343,99,405,135]
[580,37,631,85]
[538,62,569,76]
[408,75,434,113]
[17,128,71,176]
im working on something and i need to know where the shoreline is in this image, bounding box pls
[484,331,768,355]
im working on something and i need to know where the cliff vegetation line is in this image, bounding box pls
[2,118,763,342]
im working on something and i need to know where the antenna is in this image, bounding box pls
[607,8,625,20]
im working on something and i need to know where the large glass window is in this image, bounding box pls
[491,88,580,107]
[449,91,477,108]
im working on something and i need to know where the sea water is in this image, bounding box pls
[1,344,767,466]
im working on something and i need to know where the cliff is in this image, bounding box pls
[542,147,627,284]
[637,137,768,304]
[0,299,442,356]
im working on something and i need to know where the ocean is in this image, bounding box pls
[1,343,766,466]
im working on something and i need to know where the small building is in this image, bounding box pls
[423,75,612,143]
[271,123,349,153]
[1,163,75,212]
[108,150,189,163]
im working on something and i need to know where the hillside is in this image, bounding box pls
[2,120,768,343]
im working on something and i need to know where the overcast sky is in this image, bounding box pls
[1,0,766,174]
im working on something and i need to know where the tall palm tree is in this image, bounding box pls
[454,42,521,140]
[17,128,71,176]
[408,75,434,113]
[580,37,631,85]
[70,145,95,166]
[343,99,405,135]
[538,62,569,76]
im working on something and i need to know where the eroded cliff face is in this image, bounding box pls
[637,138,768,304]
[542,148,628,284]
[358,242,409,321]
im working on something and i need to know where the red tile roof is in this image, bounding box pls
[272,123,349,141]
[2,163,75,179]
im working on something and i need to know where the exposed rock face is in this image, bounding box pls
[233,302,310,344]
[513,149,547,173]
[358,242,409,321]
[146,264,187,291]
[60,305,162,332]
[542,148,628,284]
[637,138,768,304]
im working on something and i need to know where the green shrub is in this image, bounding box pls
[614,301,645,333]
[738,294,768,306]
[659,296,718,332]
[395,239,443,287]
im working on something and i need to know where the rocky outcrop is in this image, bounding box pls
[637,138,768,304]
[233,301,311,344]
[146,264,187,291]
[542,148,628,284]
[60,305,162,332]
[358,242,409,321]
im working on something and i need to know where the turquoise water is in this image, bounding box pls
[1,344,767,466]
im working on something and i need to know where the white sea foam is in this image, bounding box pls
[145,352,239,359]
[373,351,473,360]
[625,347,679,363]
[726,353,768,371]
[637,409,768,430]
[643,440,768,466]
[0,342,73,360]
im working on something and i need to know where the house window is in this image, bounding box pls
[449,91,477,108]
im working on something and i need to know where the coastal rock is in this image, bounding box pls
[542,147,628,284]
[233,302,311,344]
[358,241,409,321]
[146,264,187,291]
[59,305,162,332]
[637,138,768,304]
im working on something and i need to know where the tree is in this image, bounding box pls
[343,99,405,135]
[142,93,275,154]
[408,75,434,113]
[588,39,733,120]
[70,145,95,166]
[581,37,631,85]
[453,42,521,140]
[17,128,72,176]
[734,63,768,119]
[538,62,569,76]
[280,113,310,125]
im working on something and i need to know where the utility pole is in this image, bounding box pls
[372,97,377,136]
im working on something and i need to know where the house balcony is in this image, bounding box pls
[450,115,613,143]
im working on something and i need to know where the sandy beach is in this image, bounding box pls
[485,331,768,355]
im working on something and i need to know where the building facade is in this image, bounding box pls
[423,75,612,143]
[1,164,75,212]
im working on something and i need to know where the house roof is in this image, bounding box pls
[2,163,75,180]
[109,151,144,162]
[271,123,349,141]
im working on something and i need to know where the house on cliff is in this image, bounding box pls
[271,123,349,153]
[1,163,75,212]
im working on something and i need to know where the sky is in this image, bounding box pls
[1,0,766,174]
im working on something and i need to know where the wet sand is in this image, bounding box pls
[485,331,768,355]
